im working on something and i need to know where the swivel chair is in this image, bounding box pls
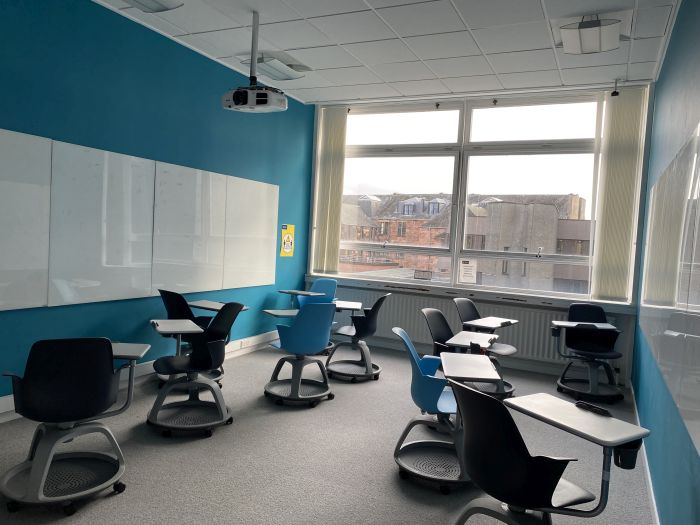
[297,278,337,308]
[1,339,131,516]
[450,380,599,525]
[264,303,336,407]
[326,294,390,382]
[392,327,468,494]
[555,303,623,403]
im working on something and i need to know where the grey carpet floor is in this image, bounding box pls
[0,345,656,525]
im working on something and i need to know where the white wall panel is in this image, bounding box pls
[223,177,278,288]
[0,130,51,310]
[48,142,155,305]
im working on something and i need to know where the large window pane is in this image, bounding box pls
[470,102,597,142]
[342,156,455,248]
[464,154,594,256]
[346,110,460,145]
[339,248,452,283]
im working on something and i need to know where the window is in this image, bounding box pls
[402,203,415,215]
[502,247,510,275]
[397,222,406,237]
[379,222,388,235]
[346,110,460,145]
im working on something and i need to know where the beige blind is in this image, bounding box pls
[592,87,648,302]
[312,106,347,273]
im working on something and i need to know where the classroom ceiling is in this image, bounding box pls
[95,0,678,104]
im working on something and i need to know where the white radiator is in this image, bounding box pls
[332,285,634,384]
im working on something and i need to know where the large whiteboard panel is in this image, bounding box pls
[223,177,278,288]
[48,142,155,306]
[152,163,226,293]
[0,130,51,310]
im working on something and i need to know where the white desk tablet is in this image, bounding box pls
[334,300,362,312]
[112,343,151,361]
[445,331,498,350]
[551,321,617,330]
[463,317,519,330]
[440,353,502,383]
[150,319,203,335]
[263,309,299,318]
[188,300,249,312]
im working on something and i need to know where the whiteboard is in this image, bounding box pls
[0,129,51,310]
[48,142,155,306]
[152,162,227,293]
[223,176,278,288]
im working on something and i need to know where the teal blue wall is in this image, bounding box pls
[0,0,315,396]
[634,0,700,523]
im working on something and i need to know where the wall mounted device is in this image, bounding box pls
[560,15,621,54]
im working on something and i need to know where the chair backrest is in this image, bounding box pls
[450,380,554,509]
[393,327,448,414]
[158,289,195,322]
[421,307,454,355]
[205,302,244,342]
[279,303,336,355]
[15,338,118,423]
[297,278,337,308]
[453,297,481,324]
[189,339,227,371]
[566,303,619,354]
[353,293,391,338]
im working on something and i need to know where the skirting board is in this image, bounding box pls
[0,330,278,425]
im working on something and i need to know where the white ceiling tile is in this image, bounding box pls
[425,56,493,78]
[179,27,275,59]
[404,31,481,59]
[98,0,131,8]
[260,19,332,49]
[283,0,369,18]
[453,0,544,29]
[637,0,676,6]
[543,0,635,19]
[556,41,630,69]
[154,0,240,33]
[366,0,427,7]
[635,5,672,38]
[202,0,300,25]
[389,79,451,96]
[627,61,657,80]
[630,37,663,63]
[292,83,402,102]
[309,11,394,44]
[488,49,557,73]
[560,64,627,85]
[264,71,333,89]
[342,39,417,65]
[317,66,383,85]
[375,61,436,82]
[442,75,502,92]
[286,45,361,69]
[121,7,188,36]
[499,69,562,88]
[472,21,552,54]
[377,0,465,37]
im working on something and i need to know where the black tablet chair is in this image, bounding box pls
[0,339,131,516]
[148,302,244,437]
[421,307,456,356]
[555,303,623,403]
[326,293,390,382]
[264,303,336,407]
[158,289,213,338]
[450,380,598,525]
[453,297,518,361]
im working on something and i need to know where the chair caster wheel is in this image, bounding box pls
[439,485,451,495]
[113,481,126,494]
[63,502,77,516]
[217,382,223,389]
[398,469,409,480]
[204,429,213,438]
[556,386,564,393]
[373,374,380,380]
[328,372,334,379]
[309,401,320,408]
[225,417,233,425]
[7,501,20,513]
[327,393,335,400]
[263,390,270,397]
[275,399,284,406]
[350,377,357,383]
[162,429,172,438]
[158,380,165,389]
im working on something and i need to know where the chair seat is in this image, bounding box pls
[334,325,356,338]
[436,387,457,415]
[488,343,517,357]
[153,355,205,375]
[550,477,596,509]
[571,350,622,360]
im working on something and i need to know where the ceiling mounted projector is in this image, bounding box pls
[222,11,288,113]
[560,16,621,54]
[122,0,183,13]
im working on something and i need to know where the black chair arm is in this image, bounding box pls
[526,455,573,507]
[433,341,452,356]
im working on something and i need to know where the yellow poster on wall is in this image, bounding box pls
[280,224,295,257]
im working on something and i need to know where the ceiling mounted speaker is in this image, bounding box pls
[560,16,621,54]
[122,0,183,13]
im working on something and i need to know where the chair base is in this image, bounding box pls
[147,374,232,436]
[454,495,552,525]
[0,422,125,511]
[471,380,515,400]
[557,359,624,403]
[264,355,333,407]
[326,340,381,381]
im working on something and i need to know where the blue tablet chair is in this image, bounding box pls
[264,303,336,407]
[392,327,468,493]
[297,278,337,308]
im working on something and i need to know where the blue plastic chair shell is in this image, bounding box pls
[297,278,337,308]
[392,327,456,415]
[277,303,336,356]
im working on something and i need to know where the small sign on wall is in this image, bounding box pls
[280,224,295,257]
[458,258,476,284]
